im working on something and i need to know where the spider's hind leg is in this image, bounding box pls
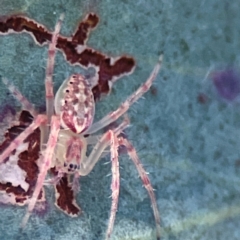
[84,55,163,135]
[44,13,64,124]
[0,114,47,164]
[1,77,38,117]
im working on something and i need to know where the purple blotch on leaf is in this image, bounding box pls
[212,69,240,101]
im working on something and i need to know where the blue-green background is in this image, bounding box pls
[0,0,240,239]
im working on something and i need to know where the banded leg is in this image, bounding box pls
[118,137,161,240]
[21,115,60,228]
[45,14,64,123]
[1,77,37,117]
[105,130,120,240]
[84,55,163,135]
[0,114,47,164]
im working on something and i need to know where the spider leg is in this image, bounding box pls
[71,172,80,193]
[45,13,64,124]
[0,114,47,164]
[84,55,163,135]
[105,130,120,240]
[84,114,130,146]
[118,137,161,240]
[1,77,37,117]
[84,134,102,145]
[40,13,64,149]
[80,115,129,175]
[44,171,64,186]
[21,115,60,228]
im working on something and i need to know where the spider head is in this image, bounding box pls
[55,74,95,134]
[63,161,80,173]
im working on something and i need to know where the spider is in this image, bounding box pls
[0,14,163,240]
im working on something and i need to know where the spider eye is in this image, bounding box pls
[64,162,67,167]
[69,163,73,169]
[66,89,69,93]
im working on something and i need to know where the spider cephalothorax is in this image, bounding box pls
[54,129,86,174]
[0,13,163,240]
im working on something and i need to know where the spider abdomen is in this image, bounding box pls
[55,74,95,133]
